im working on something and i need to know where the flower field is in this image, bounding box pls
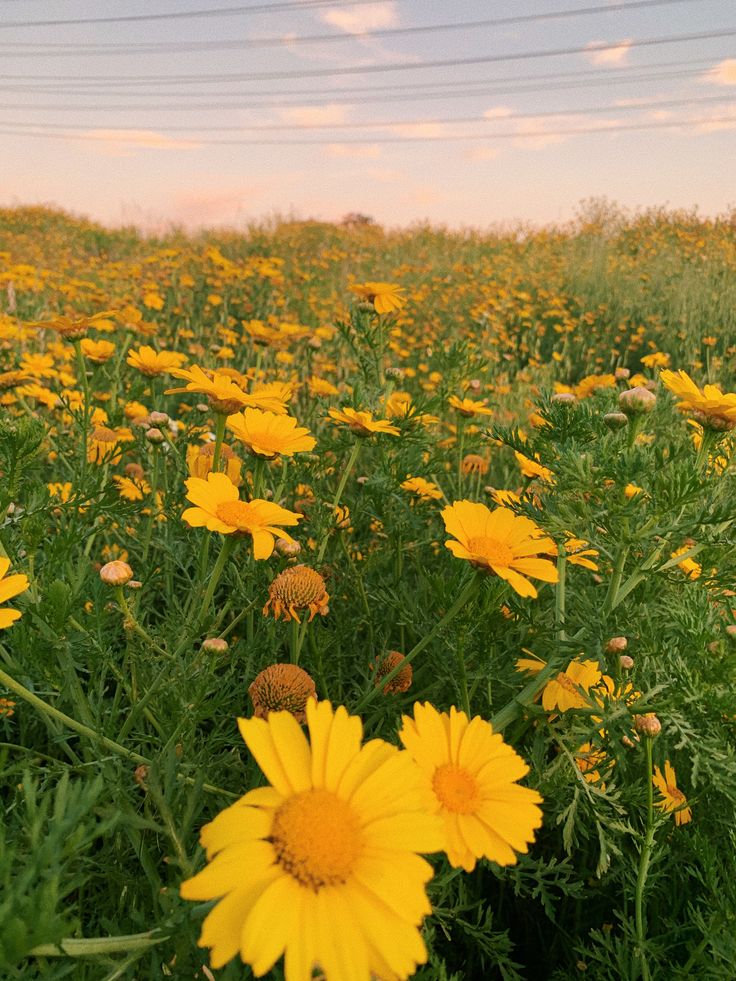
[1,204,735,980]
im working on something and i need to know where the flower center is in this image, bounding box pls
[432,763,481,814]
[467,536,513,567]
[215,499,254,530]
[270,789,362,890]
[667,785,686,805]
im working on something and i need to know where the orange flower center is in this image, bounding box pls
[467,536,513,567]
[270,789,362,890]
[215,500,255,530]
[667,785,686,805]
[432,763,481,814]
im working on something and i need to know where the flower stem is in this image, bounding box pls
[28,932,168,959]
[555,547,567,641]
[354,573,480,712]
[634,737,656,981]
[74,340,91,484]
[114,587,172,660]
[189,535,236,640]
[212,411,227,472]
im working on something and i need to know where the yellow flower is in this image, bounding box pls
[263,565,329,623]
[542,659,602,713]
[112,475,150,502]
[328,406,400,437]
[653,760,692,826]
[461,454,490,476]
[80,338,116,363]
[399,702,543,872]
[670,545,701,580]
[186,441,242,486]
[182,472,301,559]
[0,557,29,629]
[624,483,644,499]
[660,369,736,431]
[87,426,133,465]
[166,365,288,416]
[401,476,443,501]
[26,310,117,340]
[349,280,407,314]
[641,351,670,369]
[562,537,599,571]
[227,409,316,458]
[575,743,611,789]
[515,649,546,676]
[514,450,555,484]
[180,700,442,978]
[126,346,186,377]
[308,375,339,397]
[448,395,493,418]
[441,501,558,598]
[0,369,32,391]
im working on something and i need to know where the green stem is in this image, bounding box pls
[212,411,227,472]
[114,587,172,660]
[177,535,237,654]
[28,932,168,958]
[74,340,91,484]
[141,446,161,564]
[0,666,149,765]
[602,544,629,616]
[354,573,480,713]
[555,547,567,641]
[456,629,471,716]
[290,617,302,665]
[634,738,655,981]
[318,440,361,566]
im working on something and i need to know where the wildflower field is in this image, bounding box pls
[1,204,736,980]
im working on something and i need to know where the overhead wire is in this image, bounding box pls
[0,0,707,53]
[0,114,733,144]
[1,93,732,129]
[0,28,733,83]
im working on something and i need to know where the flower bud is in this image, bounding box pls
[133,764,149,787]
[634,713,662,738]
[127,580,143,590]
[99,560,134,586]
[201,637,229,654]
[725,624,736,639]
[619,386,656,415]
[149,410,169,425]
[275,538,301,557]
[551,392,577,405]
[619,654,634,670]
[125,462,145,479]
[615,367,631,380]
[605,636,628,654]
[603,411,628,430]
[145,427,165,444]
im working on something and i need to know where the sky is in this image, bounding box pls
[1,0,735,231]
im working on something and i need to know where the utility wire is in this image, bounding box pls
[0,69,718,109]
[0,28,733,82]
[0,0,408,29]
[0,56,715,92]
[2,93,732,127]
[0,114,733,143]
[0,0,707,52]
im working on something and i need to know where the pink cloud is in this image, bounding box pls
[585,40,632,66]
[703,59,736,86]
[73,129,201,158]
[320,2,398,35]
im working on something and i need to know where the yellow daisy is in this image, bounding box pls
[182,472,301,559]
[514,450,555,485]
[399,702,543,872]
[328,407,400,437]
[653,760,692,826]
[126,345,186,377]
[166,365,288,416]
[660,369,736,431]
[541,659,603,713]
[0,557,29,629]
[180,700,443,979]
[227,408,316,458]
[401,476,443,502]
[349,281,407,314]
[441,501,558,598]
[79,338,116,363]
[448,395,493,418]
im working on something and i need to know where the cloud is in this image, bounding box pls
[365,166,406,183]
[585,39,632,66]
[323,143,381,158]
[702,59,736,86]
[74,129,201,157]
[484,106,513,120]
[320,2,398,35]
[384,122,447,138]
[278,104,351,127]
[691,104,736,132]
[464,146,500,162]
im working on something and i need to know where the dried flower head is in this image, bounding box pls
[99,560,134,587]
[263,565,329,624]
[248,663,317,722]
[372,650,413,694]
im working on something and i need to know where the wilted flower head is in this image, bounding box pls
[372,651,413,694]
[263,565,329,624]
[248,663,317,722]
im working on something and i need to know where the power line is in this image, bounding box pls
[0,0,407,29]
[0,0,706,53]
[0,114,733,144]
[0,28,733,82]
[0,56,715,95]
[2,93,732,128]
[0,68,717,109]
